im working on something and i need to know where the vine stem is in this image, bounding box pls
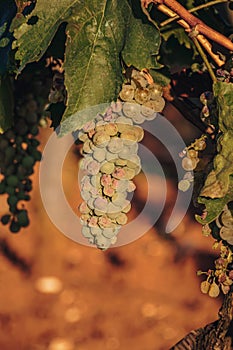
[160,0,232,27]
[190,33,217,83]
[142,0,233,51]
[157,3,225,66]
[142,1,225,66]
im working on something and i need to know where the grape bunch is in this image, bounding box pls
[178,135,207,192]
[0,93,43,233]
[77,70,165,250]
[216,205,233,245]
[198,243,233,297]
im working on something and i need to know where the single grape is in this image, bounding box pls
[5,186,15,195]
[1,214,11,225]
[30,125,39,136]
[119,84,135,101]
[6,175,19,187]
[7,195,18,207]
[200,280,210,294]
[134,88,150,104]
[178,179,191,192]
[182,157,198,171]
[10,219,21,233]
[22,156,35,169]
[194,139,206,151]
[0,182,6,194]
[208,282,220,298]
[148,83,163,98]
[17,210,29,227]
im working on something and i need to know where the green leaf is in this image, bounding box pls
[13,0,77,71]
[121,0,161,70]
[60,0,131,134]
[0,75,14,132]
[196,82,233,223]
[199,83,233,199]
[0,37,10,48]
[0,22,7,37]
[196,176,233,225]
[214,81,233,133]
[13,0,162,136]
[162,27,192,50]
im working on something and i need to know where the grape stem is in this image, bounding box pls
[141,0,232,66]
[160,0,233,27]
[142,0,233,51]
[189,30,217,83]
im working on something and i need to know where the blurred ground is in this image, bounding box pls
[0,107,221,350]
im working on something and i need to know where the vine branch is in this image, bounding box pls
[160,0,232,27]
[142,0,233,51]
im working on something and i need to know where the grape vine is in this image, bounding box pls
[0,0,233,348]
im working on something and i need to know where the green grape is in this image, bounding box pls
[5,186,15,195]
[4,129,15,141]
[17,210,29,227]
[23,179,32,192]
[17,165,27,180]
[122,102,140,119]
[148,83,163,99]
[134,88,150,104]
[148,95,165,112]
[25,112,38,124]
[178,179,190,192]
[208,282,220,298]
[119,84,135,101]
[187,149,198,158]
[30,125,39,136]
[1,214,11,225]
[17,192,30,200]
[7,195,18,207]
[182,157,198,171]
[0,138,9,150]
[22,156,35,169]
[15,119,28,136]
[30,139,40,147]
[6,175,19,187]
[10,219,21,233]
[0,182,6,194]
[200,280,210,294]
[194,139,206,151]
[5,165,16,176]
[5,146,16,160]
[15,136,23,146]
[30,149,42,161]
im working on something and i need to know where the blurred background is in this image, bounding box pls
[0,102,221,350]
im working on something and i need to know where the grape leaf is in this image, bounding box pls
[162,27,192,50]
[214,81,233,133]
[0,75,14,132]
[0,0,17,74]
[199,83,233,199]
[197,82,233,223]
[12,0,161,136]
[12,0,76,71]
[196,177,233,225]
[121,0,161,70]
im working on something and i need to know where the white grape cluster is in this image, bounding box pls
[78,70,165,250]
[178,135,207,192]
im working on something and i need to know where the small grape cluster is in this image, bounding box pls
[178,135,207,192]
[216,67,233,83]
[78,70,165,250]
[216,205,233,245]
[0,93,42,233]
[199,91,214,121]
[198,243,233,297]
